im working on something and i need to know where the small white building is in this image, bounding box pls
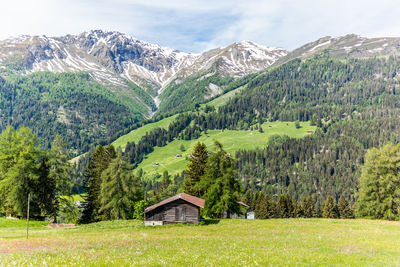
[246,211,255,219]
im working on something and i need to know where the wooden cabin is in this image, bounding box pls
[222,201,250,219]
[144,193,205,226]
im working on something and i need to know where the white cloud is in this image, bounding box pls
[1,0,400,52]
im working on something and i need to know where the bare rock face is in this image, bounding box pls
[0,30,289,116]
[275,34,400,67]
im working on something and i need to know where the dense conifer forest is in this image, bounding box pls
[0,71,143,154]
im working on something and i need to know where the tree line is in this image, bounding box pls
[0,126,71,221]
[243,191,353,219]
[80,145,144,223]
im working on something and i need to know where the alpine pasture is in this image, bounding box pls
[1,218,400,266]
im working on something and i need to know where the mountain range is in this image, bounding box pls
[1,30,400,153]
[0,30,287,116]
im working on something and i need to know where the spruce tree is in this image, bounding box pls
[291,200,300,218]
[47,135,73,222]
[322,196,338,218]
[157,170,175,200]
[337,195,354,219]
[202,141,241,218]
[241,190,253,209]
[255,191,265,219]
[263,193,275,219]
[276,194,293,218]
[250,191,259,212]
[0,126,47,218]
[180,144,185,152]
[80,145,116,223]
[183,142,208,197]
[356,143,400,220]
[100,151,143,220]
[301,196,317,218]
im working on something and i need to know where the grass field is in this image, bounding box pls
[137,121,315,178]
[60,194,85,203]
[112,115,178,149]
[112,85,244,151]
[1,218,400,266]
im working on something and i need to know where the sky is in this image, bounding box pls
[1,0,400,53]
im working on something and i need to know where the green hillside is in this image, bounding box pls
[137,121,315,178]
[112,115,178,149]
[157,68,234,114]
[0,71,143,154]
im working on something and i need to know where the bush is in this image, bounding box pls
[133,200,148,220]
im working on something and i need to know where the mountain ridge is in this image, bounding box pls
[1,30,400,155]
[0,30,287,114]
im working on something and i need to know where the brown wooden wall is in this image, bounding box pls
[145,199,200,223]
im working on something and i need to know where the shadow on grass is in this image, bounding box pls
[200,219,220,225]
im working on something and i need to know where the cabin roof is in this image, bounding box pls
[144,193,205,213]
[237,201,249,207]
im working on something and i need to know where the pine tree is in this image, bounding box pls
[47,135,72,222]
[301,196,317,218]
[322,196,338,218]
[183,142,208,197]
[100,151,143,220]
[250,191,259,212]
[202,141,241,218]
[157,170,176,200]
[241,190,253,209]
[356,143,400,220]
[276,194,293,218]
[80,145,116,223]
[255,191,265,219]
[291,200,301,218]
[255,192,275,219]
[337,195,354,219]
[0,126,46,218]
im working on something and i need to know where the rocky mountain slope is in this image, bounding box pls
[1,31,399,154]
[0,30,287,116]
[274,34,400,66]
[156,40,287,112]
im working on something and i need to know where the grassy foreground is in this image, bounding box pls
[1,218,400,266]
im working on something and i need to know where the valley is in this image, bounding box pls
[1,29,400,244]
[2,1,400,265]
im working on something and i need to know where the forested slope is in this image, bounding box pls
[0,71,139,154]
[123,53,400,208]
[215,54,400,126]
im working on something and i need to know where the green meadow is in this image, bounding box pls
[113,84,247,151]
[137,121,315,178]
[1,218,400,266]
[112,115,178,149]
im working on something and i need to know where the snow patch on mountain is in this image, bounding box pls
[0,30,290,114]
